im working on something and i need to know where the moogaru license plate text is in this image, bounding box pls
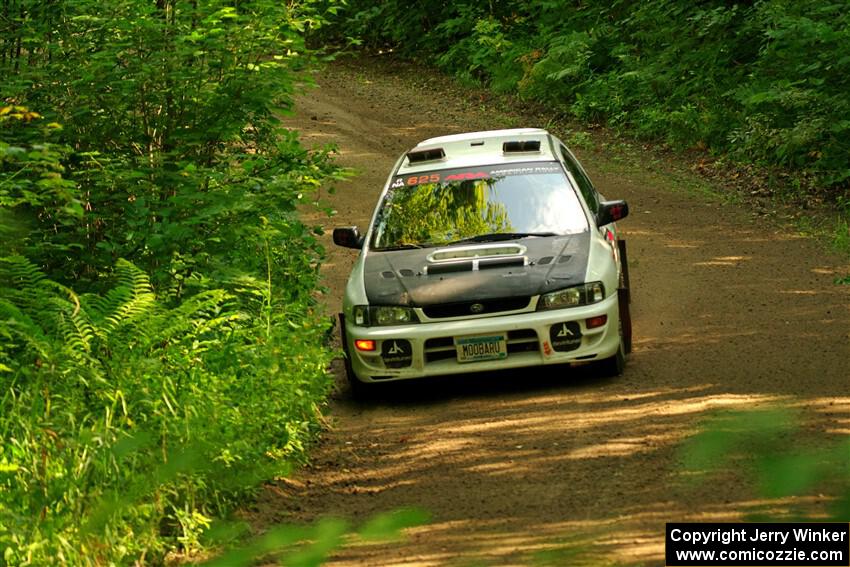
[455,334,507,363]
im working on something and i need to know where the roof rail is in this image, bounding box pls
[407,148,446,163]
[503,140,541,153]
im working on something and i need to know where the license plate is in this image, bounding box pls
[454,334,507,363]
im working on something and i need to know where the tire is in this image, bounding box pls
[338,313,376,400]
[596,298,629,377]
[597,328,626,377]
[347,369,377,400]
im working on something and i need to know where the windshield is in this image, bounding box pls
[370,162,588,250]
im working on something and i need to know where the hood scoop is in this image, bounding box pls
[425,243,527,275]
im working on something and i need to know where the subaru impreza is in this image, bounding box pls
[333,128,631,394]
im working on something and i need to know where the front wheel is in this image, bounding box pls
[347,370,377,400]
[597,332,626,377]
[339,313,378,400]
[596,295,630,377]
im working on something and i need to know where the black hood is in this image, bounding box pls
[363,233,591,306]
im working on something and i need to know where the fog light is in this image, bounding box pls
[354,339,376,351]
[586,315,608,329]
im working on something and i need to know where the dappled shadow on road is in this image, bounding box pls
[261,357,849,565]
[266,212,850,564]
[257,55,850,566]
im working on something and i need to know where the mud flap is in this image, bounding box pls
[617,238,631,304]
[338,313,356,381]
[618,287,633,355]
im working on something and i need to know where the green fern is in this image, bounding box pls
[4,244,268,362]
[0,257,245,376]
[0,299,53,366]
[141,289,239,351]
[0,252,336,565]
[99,260,156,334]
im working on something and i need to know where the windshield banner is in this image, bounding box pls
[391,162,563,188]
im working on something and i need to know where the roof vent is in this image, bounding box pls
[407,147,446,163]
[503,140,541,153]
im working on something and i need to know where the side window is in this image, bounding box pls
[560,145,599,213]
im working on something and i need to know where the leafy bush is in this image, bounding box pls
[1,0,344,563]
[682,408,850,521]
[200,508,430,567]
[326,0,850,192]
[0,255,335,564]
[1,0,343,289]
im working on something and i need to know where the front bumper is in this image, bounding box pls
[344,294,621,383]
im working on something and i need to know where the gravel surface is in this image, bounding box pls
[256,55,850,566]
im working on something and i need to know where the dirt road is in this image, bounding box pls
[266,56,850,566]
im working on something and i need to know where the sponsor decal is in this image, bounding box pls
[442,171,488,183]
[549,322,582,352]
[543,341,552,356]
[489,165,561,177]
[381,339,413,368]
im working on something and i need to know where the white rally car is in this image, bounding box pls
[333,128,631,394]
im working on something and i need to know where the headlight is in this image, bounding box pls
[537,282,605,310]
[352,305,418,326]
[373,306,416,326]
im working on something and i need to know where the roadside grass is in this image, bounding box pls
[198,509,429,566]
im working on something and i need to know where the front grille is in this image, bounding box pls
[424,329,539,363]
[424,337,454,350]
[422,297,530,319]
[425,350,456,363]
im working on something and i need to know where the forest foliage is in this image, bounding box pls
[1,0,344,563]
[3,0,849,563]
[328,0,850,196]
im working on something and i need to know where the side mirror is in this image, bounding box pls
[596,200,629,226]
[333,226,363,249]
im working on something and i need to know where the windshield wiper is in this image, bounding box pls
[443,232,557,245]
